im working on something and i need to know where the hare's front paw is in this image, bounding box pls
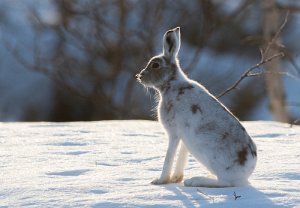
[151,177,170,185]
[171,174,184,183]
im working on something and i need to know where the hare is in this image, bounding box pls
[136,27,257,187]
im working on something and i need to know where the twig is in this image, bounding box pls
[233,192,241,200]
[248,71,299,80]
[217,52,284,98]
[263,11,289,57]
[217,11,290,99]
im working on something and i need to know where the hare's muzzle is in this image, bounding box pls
[135,73,142,82]
[135,73,141,79]
[135,71,145,81]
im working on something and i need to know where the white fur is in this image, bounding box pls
[137,27,257,187]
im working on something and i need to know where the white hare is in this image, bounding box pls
[136,27,257,187]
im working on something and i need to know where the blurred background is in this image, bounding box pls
[0,0,300,122]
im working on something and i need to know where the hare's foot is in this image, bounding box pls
[151,177,171,185]
[171,174,184,183]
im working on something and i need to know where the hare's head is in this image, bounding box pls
[136,27,181,90]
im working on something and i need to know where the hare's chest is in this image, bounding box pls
[158,99,177,127]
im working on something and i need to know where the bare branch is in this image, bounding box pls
[217,52,284,98]
[263,11,289,57]
[217,11,290,99]
[248,71,299,80]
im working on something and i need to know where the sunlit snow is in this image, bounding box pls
[0,121,300,207]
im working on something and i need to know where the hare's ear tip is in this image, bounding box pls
[166,27,180,33]
[170,27,180,32]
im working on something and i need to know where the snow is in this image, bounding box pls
[0,120,300,207]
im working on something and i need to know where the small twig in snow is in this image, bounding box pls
[233,192,241,200]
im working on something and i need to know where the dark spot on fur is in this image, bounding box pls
[237,147,248,166]
[161,82,171,93]
[160,69,177,93]
[178,85,194,95]
[196,122,216,134]
[222,132,229,140]
[226,166,231,170]
[191,104,202,114]
[185,122,190,128]
[162,56,170,65]
[169,68,176,81]
[164,102,173,113]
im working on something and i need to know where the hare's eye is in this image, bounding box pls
[151,62,160,69]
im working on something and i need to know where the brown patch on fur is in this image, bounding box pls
[222,132,229,140]
[191,104,202,114]
[160,69,176,93]
[161,83,171,92]
[164,102,173,113]
[237,147,248,166]
[226,166,231,170]
[178,85,194,96]
[196,122,216,134]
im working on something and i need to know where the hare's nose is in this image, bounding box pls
[135,73,141,79]
[136,71,145,79]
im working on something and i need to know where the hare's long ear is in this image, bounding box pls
[163,27,181,62]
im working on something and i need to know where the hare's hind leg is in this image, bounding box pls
[171,142,188,183]
[184,177,232,188]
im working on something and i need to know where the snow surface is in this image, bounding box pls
[0,120,300,207]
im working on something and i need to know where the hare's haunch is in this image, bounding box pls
[136,27,257,187]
